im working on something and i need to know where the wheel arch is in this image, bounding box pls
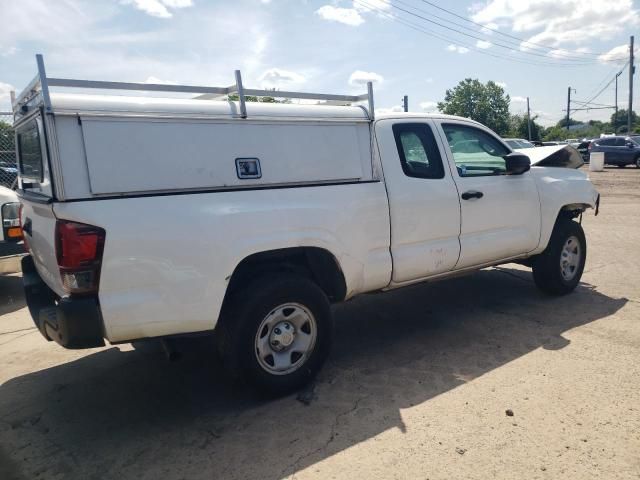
[223,247,348,306]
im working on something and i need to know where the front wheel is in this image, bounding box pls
[531,218,586,295]
[218,273,332,395]
[635,156,640,168]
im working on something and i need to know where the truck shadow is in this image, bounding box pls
[0,267,628,480]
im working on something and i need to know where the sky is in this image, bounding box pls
[0,0,638,127]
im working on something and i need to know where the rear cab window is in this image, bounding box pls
[392,123,445,179]
[441,124,509,177]
[17,119,44,183]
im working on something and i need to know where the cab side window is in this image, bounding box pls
[392,123,445,179]
[441,124,510,177]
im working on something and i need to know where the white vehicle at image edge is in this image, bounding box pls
[15,56,599,394]
[0,186,22,275]
[0,185,21,244]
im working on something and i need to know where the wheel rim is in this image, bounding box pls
[254,303,317,375]
[560,235,581,281]
[636,158,640,168]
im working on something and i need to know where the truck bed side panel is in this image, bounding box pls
[53,182,391,342]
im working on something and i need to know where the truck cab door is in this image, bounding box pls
[435,120,541,269]
[375,119,461,284]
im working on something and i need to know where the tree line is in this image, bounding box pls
[437,78,639,141]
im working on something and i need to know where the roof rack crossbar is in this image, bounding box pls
[14,54,375,121]
[47,78,233,96]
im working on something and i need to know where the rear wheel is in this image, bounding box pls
[635,156,640,168]
[218,273,332,395]
[532,218,586,295]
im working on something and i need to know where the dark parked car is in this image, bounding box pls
[589,136,640,168]
[576,139,593,162]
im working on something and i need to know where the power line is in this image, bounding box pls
[415,0,611,57]
[354,0,599,68]
[579,61,630,109]
[380,0,601,64]
[391,0,611,62]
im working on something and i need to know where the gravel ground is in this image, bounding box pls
[0,166,638,480]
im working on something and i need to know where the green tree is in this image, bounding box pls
[542,126,567,141]
[509,114,543,141]
[555,117,582,129]
[437,79,511,135]
[610,109,637,133]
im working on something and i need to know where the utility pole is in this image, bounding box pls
[402,95,408,112]
[566,87,572,134]
[628,35,635,133]
[615,70,623,134]
[526,96,532,140]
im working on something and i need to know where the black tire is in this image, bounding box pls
[217,273,332,396]
[635,156,640,168]
[531,218,586,295]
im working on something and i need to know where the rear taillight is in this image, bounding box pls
[55,220,105,295]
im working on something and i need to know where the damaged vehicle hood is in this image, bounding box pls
[515,145,584,169]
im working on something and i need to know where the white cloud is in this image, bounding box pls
[121,0,193,18]
[348,70,384,87]
[425,77,434,83]
[597,44,636,64]
[480,22,498,35]
[144,76,176,84]
[420,101,438,112]
[471,0,639,50]
[0,81,15,110]
[315,5,364,26]
[0,46,18,57]
[511,96,527,103]
[376,105,404,115]
[447,44,469,54]
[259,68,306,87]
[353,0,392,13]
[476,40,492,49]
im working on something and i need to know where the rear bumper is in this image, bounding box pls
[22,255,105,349]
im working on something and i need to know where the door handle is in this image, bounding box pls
[461,191,484,200]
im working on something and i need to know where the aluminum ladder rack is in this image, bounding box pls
[13,54,375,121]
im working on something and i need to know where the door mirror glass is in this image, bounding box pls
[503,152,531,175]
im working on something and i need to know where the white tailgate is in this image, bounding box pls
[21,201,65,296]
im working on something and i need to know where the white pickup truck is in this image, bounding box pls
[15,56,599,394]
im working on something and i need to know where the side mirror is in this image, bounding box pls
[504,152,531,175]
[626,141,635,148]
